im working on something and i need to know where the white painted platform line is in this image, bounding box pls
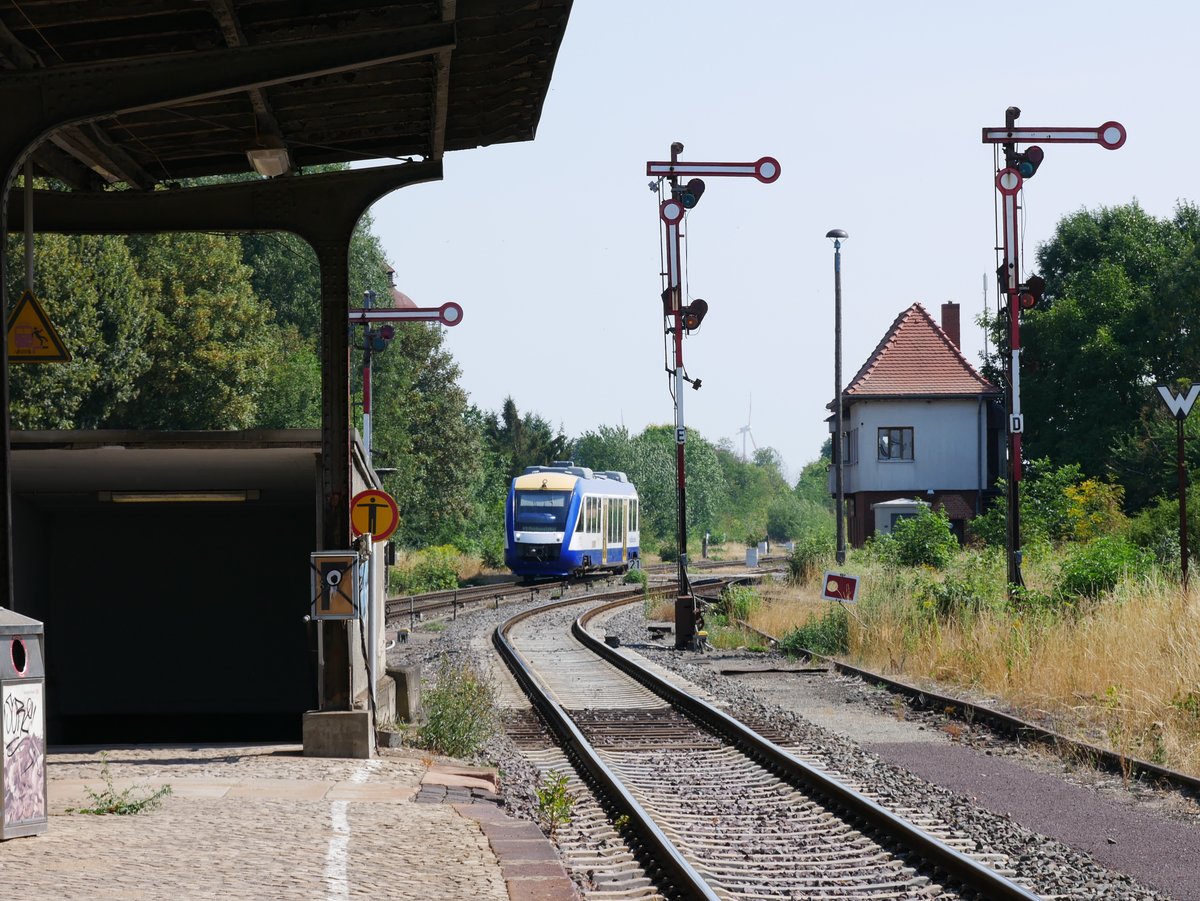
[324,761,379,900]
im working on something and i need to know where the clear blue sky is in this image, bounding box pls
[367,1,1196,481]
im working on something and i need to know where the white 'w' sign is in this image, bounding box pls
[1157,384,1200,420]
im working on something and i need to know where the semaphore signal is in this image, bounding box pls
[981,106,1125,591]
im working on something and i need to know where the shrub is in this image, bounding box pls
[623,567,648,589]
[967,497,1006,547]
[766,497,803,542]
[917,572,989,620]
[535,771,575,837]
[1055,535,1151,601]
[417,657,497,758]
[1129,490,1200,573]
[714,584,759,625]
[1007,584,1062,617]
[658,542,678,562]
[779,604,849,656]
[877,506,958,569]
[787,532,834,585]
[1063,478,1127,541]
[389,545,461,595]
[970,458,1112,547]
[67,752,172,816]
[476,530,505,570]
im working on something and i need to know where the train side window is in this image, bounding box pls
[575,497,584,532]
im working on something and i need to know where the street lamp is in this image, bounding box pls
[826,229,848,565]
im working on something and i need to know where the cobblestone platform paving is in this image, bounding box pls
[0,744,577,901]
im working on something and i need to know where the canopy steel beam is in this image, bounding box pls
[6,161,441,238]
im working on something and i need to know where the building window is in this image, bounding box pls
[843,428,858,465]
[878,427,914,461]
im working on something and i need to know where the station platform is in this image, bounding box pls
[1,744,577,901]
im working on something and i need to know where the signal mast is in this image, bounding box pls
[646,143,780,648]
[981,107,1125,589]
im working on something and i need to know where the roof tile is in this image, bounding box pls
[842,303,998,401]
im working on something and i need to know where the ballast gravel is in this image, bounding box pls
[387,591,1195,901]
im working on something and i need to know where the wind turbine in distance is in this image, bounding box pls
[738,396,757,462]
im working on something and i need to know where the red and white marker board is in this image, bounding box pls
[821,571,859,603]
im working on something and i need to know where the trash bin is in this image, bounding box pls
[0,608,46,839]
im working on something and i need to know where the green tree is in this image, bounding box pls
[571,425,633,474]
[371,322,483,549]
[990,202,1200,488]
[792,439,836,538]
[623,425,726,544]
[116,232,277,429]
[7,233,149,429]
[240,231,321,337]
[482,398,569,481]
[1110,402,1200,514]
[254,325,321,429]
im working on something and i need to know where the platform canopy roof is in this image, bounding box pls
[0,0,572,191]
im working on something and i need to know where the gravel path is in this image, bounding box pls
[387,592,1196,900]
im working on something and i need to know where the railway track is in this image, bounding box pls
[384,578,560,624]
[494,592,1041,900]
[383,553,784,628]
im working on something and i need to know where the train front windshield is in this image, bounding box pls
[514,490,572,532]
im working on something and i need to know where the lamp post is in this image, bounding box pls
[826,229,848,565]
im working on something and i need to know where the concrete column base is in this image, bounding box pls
[302,710,374,759]
[387,664,421,723]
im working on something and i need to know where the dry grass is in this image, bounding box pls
[751,580,833,640]
[645,597,676,621]
[740,558,1200,777]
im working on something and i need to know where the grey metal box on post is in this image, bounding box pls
[0,607,47,839]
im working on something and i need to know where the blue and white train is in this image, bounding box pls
[505,461,640,580]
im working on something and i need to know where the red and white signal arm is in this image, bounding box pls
[822,571,859,603]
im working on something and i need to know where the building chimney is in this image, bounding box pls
[941,302,960,349]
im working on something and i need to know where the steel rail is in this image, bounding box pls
[493,587,720,901]
[385,580,565,622]
[574,596,1043,901]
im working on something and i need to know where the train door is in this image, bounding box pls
[600,498,608,565]
[620,498,628,562]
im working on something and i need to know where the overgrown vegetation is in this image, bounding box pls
[779,604,850,656]
[787,533,833,585]
[534,770,575,837]
[623,566,648,591]
[414,657,497,759]
[66,753,172,816]
[388,545,463,595]
[872,506,959,569]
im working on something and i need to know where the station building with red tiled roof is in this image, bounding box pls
[830,302,1005,546]
[385,264,417,309]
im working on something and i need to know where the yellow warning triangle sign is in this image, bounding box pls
[6,289,70,363]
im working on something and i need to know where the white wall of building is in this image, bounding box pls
[840,398,987,494]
